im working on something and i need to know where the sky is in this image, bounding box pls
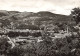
[0,0,80,15]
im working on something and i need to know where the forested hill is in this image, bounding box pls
[0,10,73,29]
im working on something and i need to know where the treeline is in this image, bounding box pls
[0,31,42,37]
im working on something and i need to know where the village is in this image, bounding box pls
[0,7,80,56]
[0,23,77,48]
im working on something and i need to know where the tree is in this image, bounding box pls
[35,31,57,56]
[8,46,25,56]
[71,7,80,24]
[23,43,36,56]
[0,36,11,56]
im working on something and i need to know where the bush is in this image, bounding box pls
[0,36,11,55]
[7,46,25,56]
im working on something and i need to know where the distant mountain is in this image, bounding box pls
[25,11,72,22]
[0,10,9,17]
[0,10,73,29]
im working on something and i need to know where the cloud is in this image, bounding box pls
[0,0,80,15]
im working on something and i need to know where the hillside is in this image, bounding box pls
[0,10,73,29]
